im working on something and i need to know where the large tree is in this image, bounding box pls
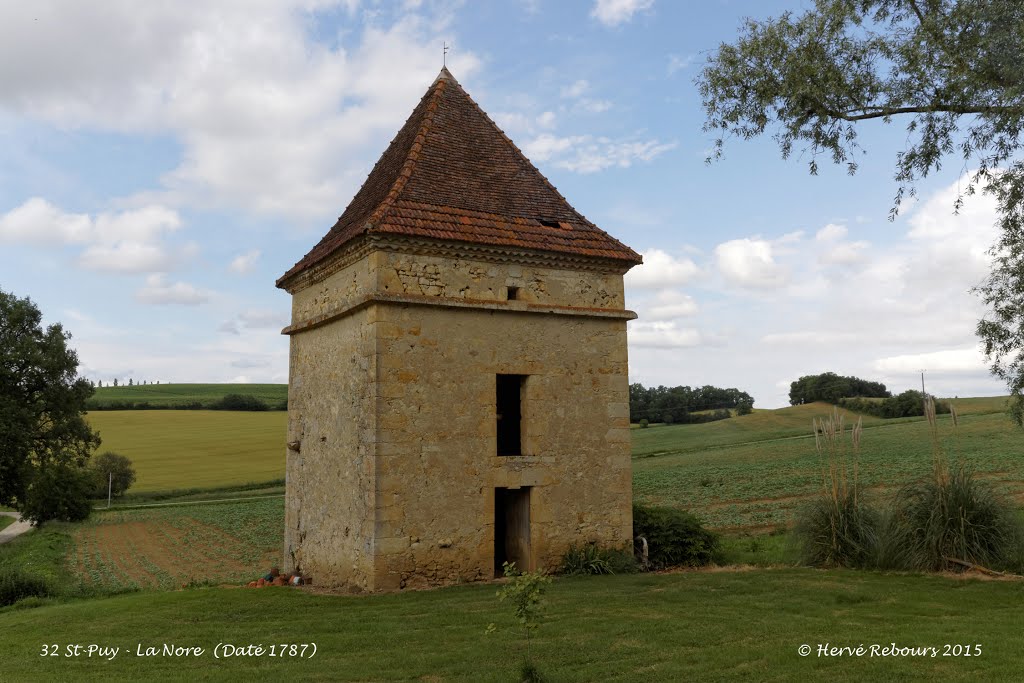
[697,0,1024,422]
[0,290,100,514]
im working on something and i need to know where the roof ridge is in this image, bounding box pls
[442,74,590,226]
[367,76,448,228]
[277,69,642,290]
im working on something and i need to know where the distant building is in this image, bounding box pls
[276,68,642,591]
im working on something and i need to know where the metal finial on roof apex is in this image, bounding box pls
[435,65,457,85]
[443,41,448,66]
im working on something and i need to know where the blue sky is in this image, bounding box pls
[0,0,1007,407]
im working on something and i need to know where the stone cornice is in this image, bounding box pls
[282,292,637,336]
[279,234,636,293]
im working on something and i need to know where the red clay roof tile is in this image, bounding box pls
[277,68,641,288]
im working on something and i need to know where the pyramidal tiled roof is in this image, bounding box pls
[277,68,642,288]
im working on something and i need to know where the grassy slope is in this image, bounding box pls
[86,411,286,491]
[0,516,14,532]
[2,570,1022,682]
[630,396,1009,458]
[88,383,287,408]
[635,409,1024,529]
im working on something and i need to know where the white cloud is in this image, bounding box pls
[231,358,269,369]
[628,320,705,348]
[80,243,176,274]
[136,274,211,305]
[591,0,654,26]
[0,197,91,244]
[0,2,482,222]
[561,79,589,98]
[873,347,989,376]
[667,54,692,76]
[625,249,700,289]
[219,320,241,335]
[523,134,582,162]
[229,249,261,275]
[714,238,789,289]
[815,223,847,241]
[903,175,999,288]
[577,98,612,114]
[558,78,611,114]
[239,309,289,329]
[760,331,860,346]
[0,197,183,273]
[524,134,676,173]
[220,308,289,334]
[818,241,869,265]
[495,110,558,137]
[645,290,698,320]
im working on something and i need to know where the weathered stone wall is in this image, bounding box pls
[376,250,625,309]
[283,305,377,591]
[371,305,632,590]
[285,243,633,592]
[290,251,377,323]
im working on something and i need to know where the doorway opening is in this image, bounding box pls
[494,487,531,576]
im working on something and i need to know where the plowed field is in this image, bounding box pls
[70,498,282,590]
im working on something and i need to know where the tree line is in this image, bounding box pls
[789,372,890,405]
[629,383,754,424]
[86,394,286,411]
[791,372,948,418]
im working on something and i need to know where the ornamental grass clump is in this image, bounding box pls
[795,409,879,568]
[881,399,1024,573]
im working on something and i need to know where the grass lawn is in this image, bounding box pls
[0,515,14,532]
[85,411,286,491]
[88,383,287,409]
[1,569,1021,682]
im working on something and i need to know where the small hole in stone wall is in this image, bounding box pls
[506,286,519,301]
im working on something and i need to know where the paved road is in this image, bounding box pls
[0,511,32,545]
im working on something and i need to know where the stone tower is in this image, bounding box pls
[276,68,642,592]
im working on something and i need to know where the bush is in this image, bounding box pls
[21,464,93,525]
[214,394,269,411]
[89,451,136,499]
[638,419,649,428]
[632,503,720,569]
[881,464,1024,572]
[839,391,950,419]
[795,410,880,568]
[0,569,54,607]
[560,544,638,575]
[795,491,879,568]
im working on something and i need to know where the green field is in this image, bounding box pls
[87,383,288,409]
[86,411,286,492]
[2,394,1022,681]
[1,567,1022,681]
[83,396,1019,527]
[629,396,1009,458]
[634,400,1021,530]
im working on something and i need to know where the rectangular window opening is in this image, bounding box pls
[506,286,519,301]
[496,374,525,456]
[495,487,531,576]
